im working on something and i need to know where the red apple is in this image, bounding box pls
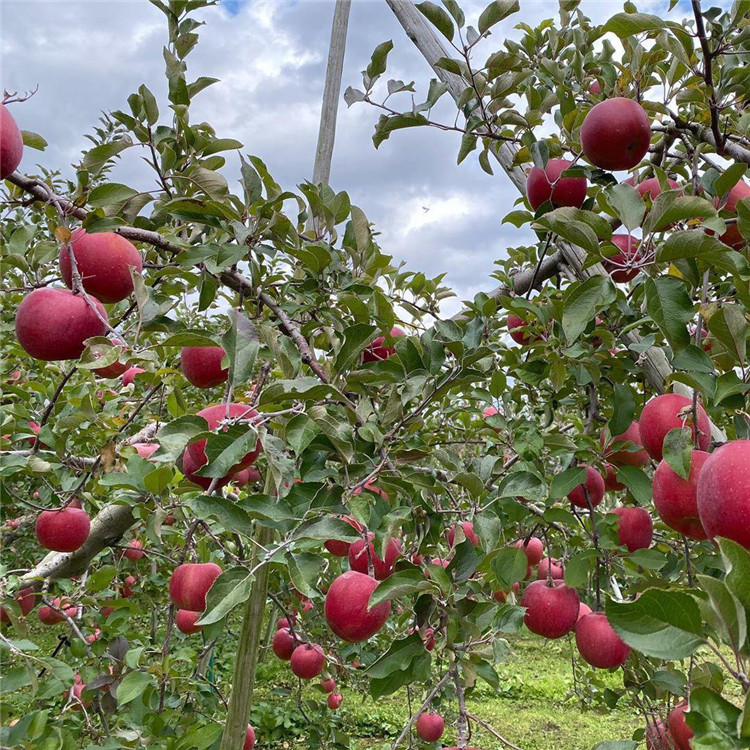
[15,287,109,361]
[668,702,694,750]
[611,507,653,552]
[639,393,710,461]
[120,575,136,598]
[646,719,673,750]
[327,692,343,710]
[348,534,402,580]
[507,313,536,345]
[277,614,295,629]
[715,180,750,248]
[244,725,256,750]
[416,712,445,742]
[325,571,391,643]
[580,97,651,171]
[0,104,23,179]
[577,602,592,621]
[38,597,78,625]
[232,466,261,487]
[568,466,605,508]
[514,536,544,565]
[91,338,129,378]
[537,557,564,580]
[653,450,710,539]
[272,627,296,660]
[601,421,648,467]
[626,175,681,202]
[520,580,579,639]
[602,234,642,283]
[447,521,479,547]
[35,506,90,552]
[590,80,602,96]
[324,515,363,557]
[169,562,222,611]
[133,443,159,459]
[575,612,630,668]
[180,346,228,388]
[697,440,750,549]
[526,158,588,211]
[362,327,405,363]
[175,609,203,635]
[320,677,336,693]
[121,367,145,386]
[603,463,625,491]
[0,586,36,623]
[59,229,142,303]
[482,406,498,419]
[290,643,325,679]
[124,539,145,561]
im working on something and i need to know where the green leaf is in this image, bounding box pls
[83,138,133,176]
[20,130,47,150]
[719,539,750,618]
[197,425,260,479]
[187,495,253,537]
[714,163,747,200]
[199,567,254,625]
[609,384,636,438]
[116,671,156,704]
[284,414,320,455]
[155,416,208,461]
[671,345,715,374]
[491,547,528,589]
[696,574,746,653]
[366,40,394,81]
[657,230,731,263]
[88,183,139,208]
[644,196,717,234]
[368,569,433,607]
[564,549,598,588]
[550,467,586,499]
[287,552,324,598]
[662,427,694,479]
[292,517,361,543]
[686,688,747,749]
[497,471,547,502]
[448,540,480,582]
[203,138,243,156]
[616,465,653,504]
[0,665,33,695]
[602,12,666,37]
[645,277,693,353]
[335,324,377,374]
[708,305,747,365]
[607,184,645,231]
[373,112,430,148]
[478,0,520,34]
[222,310,259,387]
[562,276,616,344]
[416,2,455,41]
[605,589,705,659]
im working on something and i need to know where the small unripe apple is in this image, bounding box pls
[568,466,605,508]
[514,536,544,565]
[0,104,24,179]
[416,712,445,742]
[520,580,579,639]
[325,571,391,643]
[602,234,642,283]
[526,158,587,211]
[123,539,145,561]
[575,612,630,668]
[169,562,222,611]
[15,288,109,361]
[180,346,228,388]
[446,521,479,547]
[290,642,325,679]
[35,506,91,552]
[348,534,402,580]
[92,338,129,378]
[362,327,405,363]
[611,507,653,552]
[232,466,261,487]
[175,609,204,635]
[653,450,710,539]
[639,393,710,461]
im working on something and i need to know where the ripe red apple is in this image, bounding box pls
[625,176,681,202]
[0,104,23,179]
[175,609,203,635]
[416,712,445,742]
[514,536,544,565]
[715,180,750,248]
[92,338,129,378]
[272,628,296,660]
[244,724,256,750]
[66,674,92,709]
[133,443,159,459]
[15,287,109,361]
[575,612,630,668]
[580,97,651,171]
[59,229,142,303]
[290,642,325,679]
[507,313,537,345]
[163,513,175,526]
[35,506,90,552]
[120,575,136,598]
[348,534,402,580]
[180,346,228,388]
[0,586,36,623]
[603,463,625,492]
[325,571,391,643]
[232,466,261,487]
[590,80,602,96]
[277,614,295,629]
[520,580,579,639]
[601,421,648,467]
[577,602,592,621]
[668,702,694,750]
[602,234,642,283]
[447,521,479,547]
[182,403,262,489]
[568,466,605,508]
[537,557,564,580]
[38,597,78,625]
[362,327,405,363]
[25,420,44,449]
[639,393,710,461]
[121,367,145,386]
[646,719,673,750]
[169,562,222,611]
[320,677,336,693]
[697,440,750,549]
[324,515,363,557]
[124,539,145,561]
[482,406,498,419]
[327,692,343,710]
[611,507,653,552]
[526,158,588,211]
[86,627,101,644]
[653,450,710,539]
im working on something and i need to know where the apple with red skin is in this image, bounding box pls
[124,539,145,561]
[537,557,564,580]
[625,175,681,201]
[324,515,363,557]
[182,403,262,489]
[697,440,750,549]
[122,367,145,386]
[180,346,228,388]
[59,229,143,303]
[715,180,750,248]
[92,338,129,378]
[163,514,175,526]
[120,575,136,598]
[362,326,405,363]
[325,571,391,643]
[668,702,694,750]
[611,507,653,552]
[639,393,710,462]
[327,693,343,710]
[507,313,537,345]
[320,677,336,693]
[416,712,445,742]
[272,628,296,660]
[232,466,261,487]
[0,586,36,623]
[603,463,625,492]
[133,443,159,459]
[493,583,520,604]
[577,602,592,621]
[66,674,92,709]
[514,536,544,565]
[568,466,605,508]
[243,725,256,750]
[526,158,588,211]
[652,450,710,539]
[520,580,579,639]
[447,521,479,547]
[35,506,91,552]
[581,97,651,171]
[0,104,23,179]
[601,421,648,467]
[175,610,203,635]
[26,420,45,449]
[575,612,630,668]
[602,234,642,283]
[86,628,101,644]
[277,614,295,629]
[482,406,498,419]
[290,643,325,679]
[646,719,673,750]
[15,287,109,361]
[348,533,402,580]
[38,597,78,625]
[169,562,222,611]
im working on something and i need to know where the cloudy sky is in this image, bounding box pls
[2,0,687,315]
